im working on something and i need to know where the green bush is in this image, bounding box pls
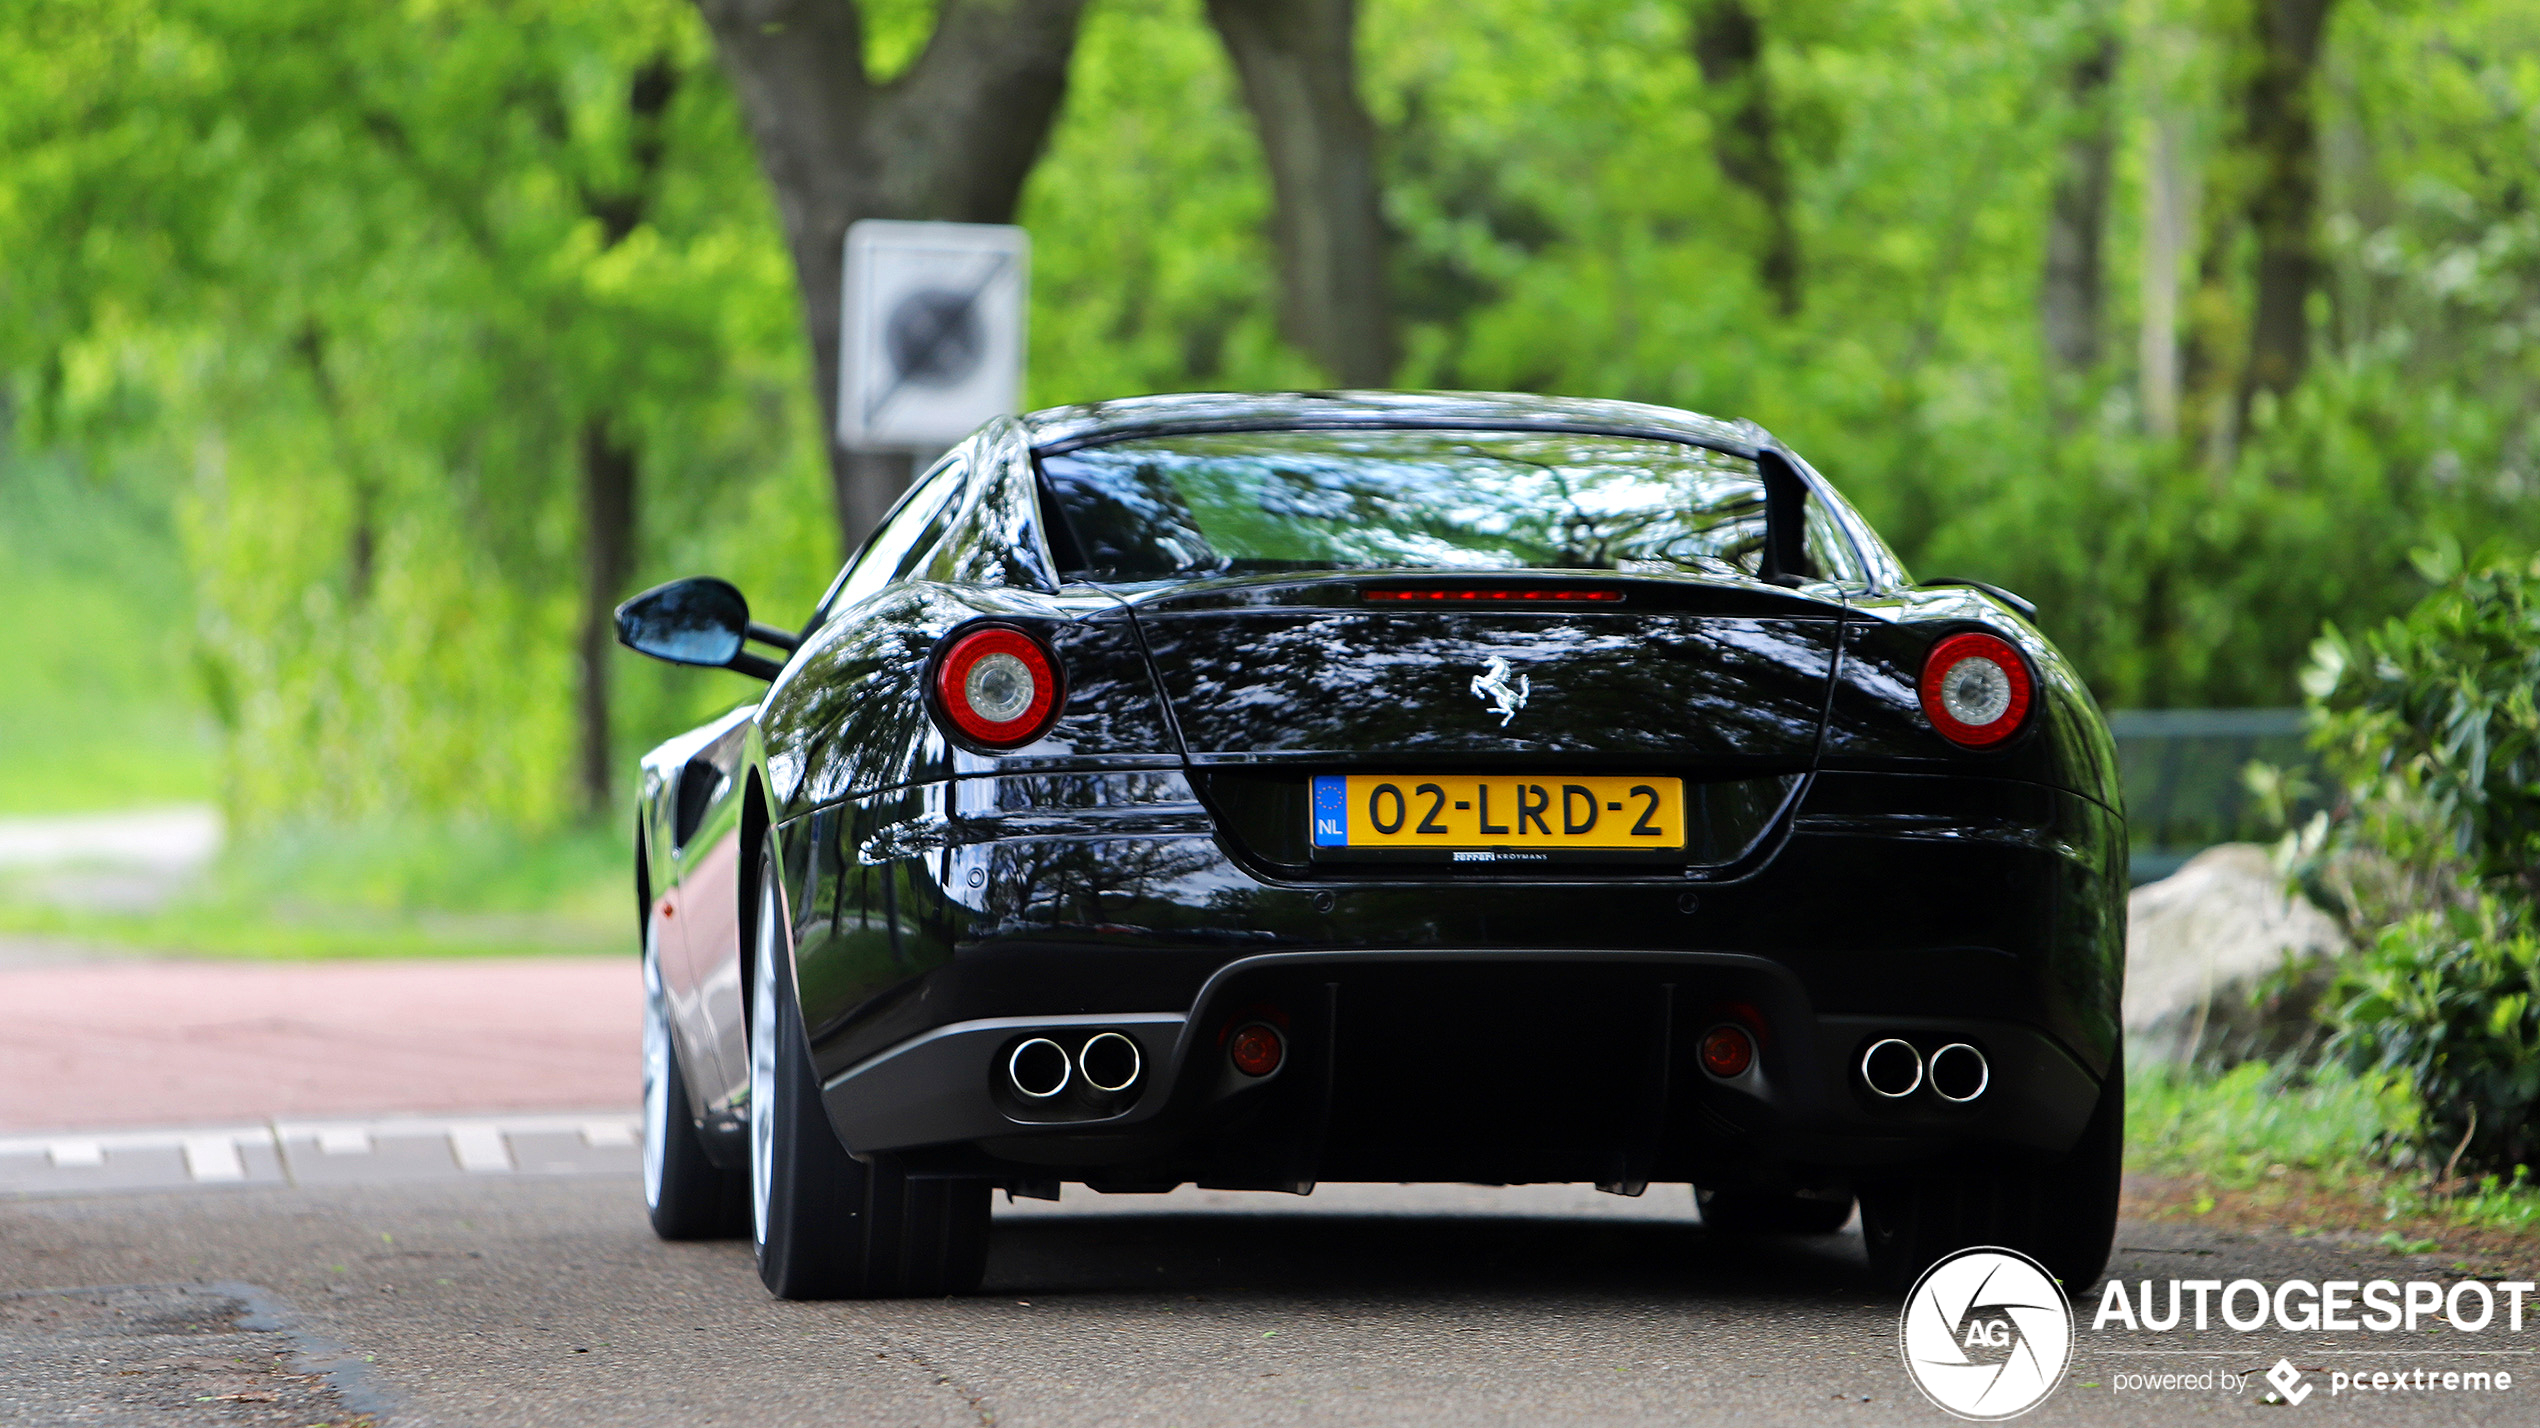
[2300,547,2540,1176]
[2301,546,2540,914]
[2324,898,2540,1176]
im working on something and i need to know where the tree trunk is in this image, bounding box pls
[573,53,678,821]
[2041,26,2120,387]
[577,419,639,821]
[2181,215,2243,469]
[1204,0,1397,386]
[832,446,920,557]
[2235,0,2335,423]
[694,0,1089,556]
[1689,0,1801,317]
[2138,113,2194,440]
[291,321,379,604]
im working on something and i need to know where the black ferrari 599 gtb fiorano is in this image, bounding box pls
[617,391,2125,1300]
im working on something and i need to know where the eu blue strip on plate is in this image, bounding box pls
[1310,775,1348,847]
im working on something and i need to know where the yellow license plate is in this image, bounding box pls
[1310,775,1685,850]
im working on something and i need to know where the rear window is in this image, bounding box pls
[1038,429,1843,582]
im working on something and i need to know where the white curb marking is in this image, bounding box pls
[447,1124,513,1173]
[317,1127,372,1155]
[1,1113,640,1195]
[181,1134,248,1182]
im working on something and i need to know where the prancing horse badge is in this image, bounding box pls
[1470,657,1530,727]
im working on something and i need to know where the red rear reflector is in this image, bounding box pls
[1699,1025,1755,1079]
[1363,588,1623,603]
[1228,1023,1285,1077]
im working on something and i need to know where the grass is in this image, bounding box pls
[0,451,218,814]
[0,817,631,959]
[2,449,626,959]
[2127,1060,2413,1187]
[2125,1060,2540,1265]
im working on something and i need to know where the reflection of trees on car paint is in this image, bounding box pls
[1140,610,1835,762]
[772,593,1173,811]
[790,772,1244,1067]
[1039,430,1859,582]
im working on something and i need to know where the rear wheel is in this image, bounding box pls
[1694,1184,1855,1235]
[749,843,990,1299]
[1859,1051,2123,1295]
[643,935,747,1239]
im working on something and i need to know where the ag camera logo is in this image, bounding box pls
[1900,1247,2073,1420]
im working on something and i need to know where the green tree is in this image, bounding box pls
[7,0,2539,842]
[2,0,811,827]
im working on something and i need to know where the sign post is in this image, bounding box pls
[839,220,1029,455]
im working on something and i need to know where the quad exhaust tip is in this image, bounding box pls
[1857,1037,1990,1102]
[1008,1037,1072,1099]
[1006,1032,1145,1100]
[1929,1042,1989,1103]
[1860,1038,1923,1099]
[1078,1031,1144,1094]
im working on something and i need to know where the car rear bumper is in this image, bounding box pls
[817,948,2103,1192]
[782,766,2124,1192]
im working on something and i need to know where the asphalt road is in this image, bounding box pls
[7,1176,2535,1427]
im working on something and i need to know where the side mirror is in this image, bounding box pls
[615,577,798,681]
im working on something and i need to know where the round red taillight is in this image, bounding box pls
[1228,1023,1284,1078]
[1698,1024,1755,1079]
[932,626,1063,748]
[1918,631,2033,747]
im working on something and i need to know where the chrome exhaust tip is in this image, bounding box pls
[1929,1042,1989,1103]
[1860,1038,1924,1099]
[1077,1031,1143,1094]
[1007,1037,1072,1099]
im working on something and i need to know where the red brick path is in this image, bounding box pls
[1,955,638,1132]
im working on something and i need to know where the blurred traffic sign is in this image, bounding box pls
[839,220,1028,448]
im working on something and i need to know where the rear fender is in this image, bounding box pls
[1821,588,2120,812]
[763,584,1178,821]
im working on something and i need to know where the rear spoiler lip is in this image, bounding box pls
[1917,578,2038,621]
[1023,400,1768,462]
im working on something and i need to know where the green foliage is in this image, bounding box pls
[1024,0,1304,396]
[5,0,2540,847]
[2323,897,2540,1175]
[2305,546,2540,904]
[0,816,627,959]
[2,0,818,831]
[2126,1059,2415,1185]
[0,449,214,812]
[2283,550,2540,1177]
[1024,0,2540,711]
[2127,1058,2540,1234]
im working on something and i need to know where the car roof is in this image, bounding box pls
[1020,390,1777,459]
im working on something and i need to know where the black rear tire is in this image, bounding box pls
[1694,1185,1855,1235]
[643,940,748,1240]
[750,843,990,1299]
[1860,1050,2123,1295]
